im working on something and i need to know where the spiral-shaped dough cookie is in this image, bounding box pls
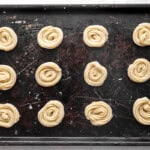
[133,23,150,47]
[0,103,20,128]
[84,61,107,86]
[0,27,17,51]
[35,62,62,87]
[38,100,64,127]
[133,97,150,125]
[128,58,150,83]
[83,25,108,47]
[84,101,112,126]
[37,26,63,49]
[0,65,17,90]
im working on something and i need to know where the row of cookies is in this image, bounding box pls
[0,97,149,128]
[0,23,149,52]
[0,58,149,91]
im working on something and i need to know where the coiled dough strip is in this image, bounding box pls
[0,103,20,128]
[133,97,150,125]
[133,23,150,47]
[84,61,107,86]
[35,62,62,87]
[37,26,63,49]
[128,58,150,83]
[38,100,64,127]
[0,27,17,51]
[84,101,112,126]
[0,65,17,90]
[83,25,108,47]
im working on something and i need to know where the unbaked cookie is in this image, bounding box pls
[37,26,63,49]
[84,101,112,126]
[38,100,64,127]
[35,62,62,87]
[128,58,150,83]
[0,27,17,51]
[0,103,20,128]
[133,97,150,125]
[83,25,108,47]
[133,23,150,47]
[84,61,107,86]
[0,65,17,90]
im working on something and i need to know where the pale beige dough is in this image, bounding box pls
[133,97,150,125]
[83,25,108,47]
[128,58,150,83]
[0,27,17,51]
[35,62,62,87]
[37,26,63,49]
[0,103,20,128]
[84,61,107,86]
[38,100,64,127]
[84,101,112,126]
[0,65,17,90]
[133,23,150,47]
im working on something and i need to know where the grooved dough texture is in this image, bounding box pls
[128,58,150,83]
[35,62,62,87]
[37,26,63,49]
[0,103,20,128]
[38,100,64,127]
[0,65,17,90]
[83,25,108,47]
[133,97,150,125]
[0,27,17,51]
[133,23,150,47]
[84,101,112,126]
[84,61,107,86]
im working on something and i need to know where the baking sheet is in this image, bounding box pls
[0,5,149,145]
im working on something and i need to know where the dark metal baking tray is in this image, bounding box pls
[0,4,149,146]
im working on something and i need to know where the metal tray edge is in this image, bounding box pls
[0,137,150,146]
[0,4,150,10]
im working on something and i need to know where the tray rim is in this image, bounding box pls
[0,4,150,146]
[0,4,150,10]
[1,137,150,146]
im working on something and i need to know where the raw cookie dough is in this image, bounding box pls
[83,25,108,47]
[84,61,107,86]
[37,26,63,49]
[38,100,64,127]
[133,23,150,47]
[84,101,112,126]
[0,103,20,128]
[128,58,150,83]
[133,97,150,125]
[0,27,17,51]
[35,62,62,87]
[0,65,17,90]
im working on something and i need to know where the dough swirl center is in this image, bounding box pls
[133,23,150,47]
[84,101,112,126]
[0,27,17,51]
[0,65,17,90]
[83,25,108,47]
[84,61,107,86]
[0,103,20,128]
[35,62,62,87]
[38,100,64,127]
[133,97,150,125]
[37,26,63,49]
[128,58,150,83]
